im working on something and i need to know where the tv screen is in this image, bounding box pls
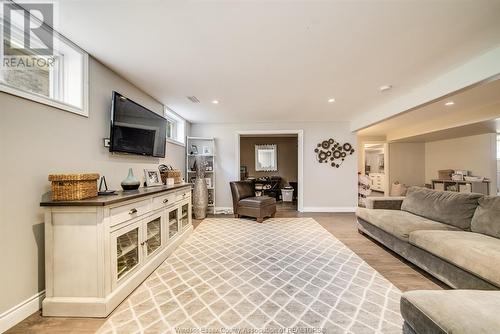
[110,91,167,157]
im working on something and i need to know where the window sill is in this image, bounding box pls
[166,138,185,147]
[0,82,88,117]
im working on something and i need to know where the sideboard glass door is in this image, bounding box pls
[168,208,179,239]
[145,216,162,257]
[116,226,140,280]
[181,202,190,229]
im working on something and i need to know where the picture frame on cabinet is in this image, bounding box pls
[144,169,163,187]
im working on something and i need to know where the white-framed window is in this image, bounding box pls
[164,107,186,145]
[0,2,89,116]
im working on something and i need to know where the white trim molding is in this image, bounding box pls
[234,129,304,212]
[166,138,186,147]
[215,207,234,214]
[302,207,357,213]
[0,290,45,333]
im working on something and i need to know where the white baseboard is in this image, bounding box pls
[302,206,357,213]
[215,207,234,214]
[215,207,355,214]
[0,290,45,333]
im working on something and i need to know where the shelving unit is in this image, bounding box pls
[186,137,216,213]
[431,179,491,195]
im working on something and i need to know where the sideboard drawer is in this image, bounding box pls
[110,199,151,226]
[152,192,177,210]
[176,188,191,201]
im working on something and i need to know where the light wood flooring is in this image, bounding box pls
[7,212,445,334]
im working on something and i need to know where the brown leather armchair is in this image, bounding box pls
[230,181,276,223]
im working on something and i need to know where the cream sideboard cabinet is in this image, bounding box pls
[40,184,192,317]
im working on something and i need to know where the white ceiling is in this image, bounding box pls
[55,0,500,124]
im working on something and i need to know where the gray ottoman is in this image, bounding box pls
[401,290,500,334]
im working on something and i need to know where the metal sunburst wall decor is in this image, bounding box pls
[314,138,355,168]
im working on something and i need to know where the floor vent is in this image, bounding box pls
[187,96,200,103]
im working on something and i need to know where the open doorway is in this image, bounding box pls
[235,130,304,212]
[358,142,390,207]
[363,143,386,196]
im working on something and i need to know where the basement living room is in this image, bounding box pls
[1,1,500,334]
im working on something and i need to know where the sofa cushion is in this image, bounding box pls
[409,230,500,287]
[471,196,500,238]
[401,186,482,230]
[401,290,500,334]
[356,208,460,241]
[365,196,405,210]
[239,196,276,208]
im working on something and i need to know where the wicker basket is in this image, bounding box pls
[160,170,182,184]
[48,173,99,201]
[438,169,454,180]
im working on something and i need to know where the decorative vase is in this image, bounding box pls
[121,168,140,191]
[192,156,209,219]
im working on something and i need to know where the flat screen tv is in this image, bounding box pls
[110,91,167,157]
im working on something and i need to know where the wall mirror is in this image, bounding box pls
[255,144,278,171]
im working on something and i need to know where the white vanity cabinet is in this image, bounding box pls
[369,173,386,192]
[41,184,192,317]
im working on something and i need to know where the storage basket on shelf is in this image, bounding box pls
[48,173,99,201]
[438,169,454,180]
[160,170,182,184]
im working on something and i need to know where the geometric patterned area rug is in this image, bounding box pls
[97,218,403,334]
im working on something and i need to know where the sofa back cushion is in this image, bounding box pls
[471,196,500,238]
[401,186,482,230]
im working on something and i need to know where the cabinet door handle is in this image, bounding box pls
[182,193,186,197]
[163,198,169,204]
[140,241,146,246]
[129,208,138,215]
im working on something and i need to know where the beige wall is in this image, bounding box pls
[240,136,297,185]
[388,143,426,188]
[425,133,497,193]
[0,58,186,314]
[190,122,358,210]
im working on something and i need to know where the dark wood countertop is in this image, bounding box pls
[40,183,192,207]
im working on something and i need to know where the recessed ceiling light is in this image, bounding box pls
[379,85,392,92]
[445,101,455,106]
[328,98,336,103]
[212,100,219,104]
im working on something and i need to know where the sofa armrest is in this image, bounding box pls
[365,196,405,210]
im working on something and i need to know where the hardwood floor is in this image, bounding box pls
[7,212,445,333]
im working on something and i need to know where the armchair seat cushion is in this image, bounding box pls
[239,196,276,208]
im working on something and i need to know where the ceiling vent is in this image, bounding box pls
[187,96,200,103]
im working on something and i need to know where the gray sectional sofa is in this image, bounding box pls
[356,186,500,334]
